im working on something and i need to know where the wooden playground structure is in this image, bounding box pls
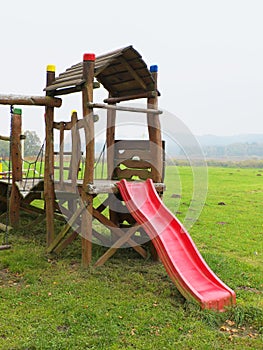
[0,46,165,266]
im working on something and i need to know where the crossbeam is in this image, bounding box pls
[0,135,26,141]
[0,135,10,141]
[0,94,62,107]
[87,102,162,115]
[104,91,157,104]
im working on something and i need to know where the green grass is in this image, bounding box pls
[0,166,262,349]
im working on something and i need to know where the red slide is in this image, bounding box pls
[117,179,236,311]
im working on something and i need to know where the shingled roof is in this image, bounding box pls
[44,46,157,97]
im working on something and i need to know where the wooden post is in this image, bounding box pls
[106,95,119,242]
[44,65,56,247]
[68,110,81,213]
[147,65,162,261]
[147,65,163,183]
[59,122,64,186]
[69,110,81,188]
[106,96,116,179]
[81,53,95,267]
[0,94,62,107]
[9,108,22,226]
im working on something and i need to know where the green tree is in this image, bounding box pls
[24,130,42,157]
[0,140,10,157]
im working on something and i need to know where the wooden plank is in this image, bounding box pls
[113,56,147,90]
[93,209,147,259]
[106,80,150,94]
[99,66,150,80]
[115,150,151,162]
[50,73,83,86]
[53,231,79,254]
[113,87,157,98]
[94,197,110,213]
[94,225,140,267]
[114,168,150,180]
[97,58,147,77]
[56,70,83,80]
[53,121,73,130]
[92,229,111,246]
[0,94,62,107]
[55,68,83,79]
[45,79,85,92]
[104,91,157,104]
[115,139,151,149]
[50,86,83,96]
[85,182,118,195]
[118,159,152,169]
[87,102,162,115]
[47,204,85,253]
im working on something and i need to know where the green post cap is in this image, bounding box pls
[13,108,22,115]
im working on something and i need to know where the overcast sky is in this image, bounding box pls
[0,0,263,141]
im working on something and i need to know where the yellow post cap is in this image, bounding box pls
[47,64,56,72]
[71,109,77,114]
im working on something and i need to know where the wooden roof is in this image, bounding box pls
[44,46,157,97]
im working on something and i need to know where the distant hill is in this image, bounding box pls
[196,134,263,159]
[55,134,263,160]
[164,134,263,159]
[196,134,263,146]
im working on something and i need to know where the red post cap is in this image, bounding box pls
[83,53,96,61]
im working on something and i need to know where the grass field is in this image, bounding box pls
[0,166,262,349]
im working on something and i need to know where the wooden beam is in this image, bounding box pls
[53,231,79,254]
[0,94,62,107]
[87,102,162,115]
[147,65,162,261]
[94,225,140,267]
[44,65,56,246]
[81,53,95,267]
[147,67,163,183]
[0,135,10,141]
[93,209,147,259]
[0,133,26,142]
[47,204,86,253]
[106,94,116,180]
[119,57,147,90]
[9,109,22,226]
[104,91,157,104]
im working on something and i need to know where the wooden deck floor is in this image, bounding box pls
[0,178,165,197]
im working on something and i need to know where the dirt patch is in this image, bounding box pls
[0,268,23,287]
[220,319,260,340]
[236,286,262,294]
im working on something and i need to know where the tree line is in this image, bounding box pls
[202,142,263,158]
[0,130,42,158]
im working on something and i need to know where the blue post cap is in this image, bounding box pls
[150,65,158,73]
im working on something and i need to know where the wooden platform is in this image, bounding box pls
[54,179,165,195]
[0,178,44,198]
[1,178,164,198]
